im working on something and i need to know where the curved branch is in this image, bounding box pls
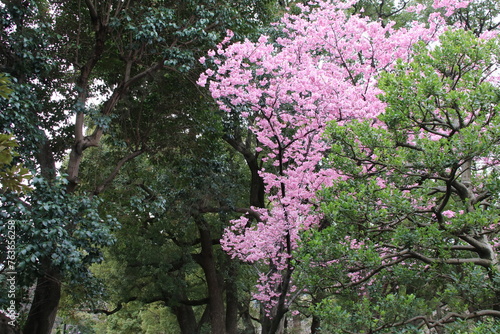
[92,297,138,315]
[87,62,165,148]
[384,309,500,331]
[84,0,99,25]
[408,250,492,268]
[197,205,263,222]
[93,148,146,195]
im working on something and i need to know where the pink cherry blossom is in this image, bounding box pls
[199,0,470,321]
[442,210,456,218]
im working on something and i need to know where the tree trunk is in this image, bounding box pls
[248,156,265,208]
[310,315,320,334]
[172,304,199,334]
[197,217,226,334]
[262,315,286,334]
[261,260,292,334]
[261,310,270,333]
[24,137,61,334]
[239,302,256,334]
[23,268,61,334]
[0,312,19,334]
[225,263,239,334]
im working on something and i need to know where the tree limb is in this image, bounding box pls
[408,250,492,268]
[93,148,146,195]
[197,205,263,221]
[383,309,500,331]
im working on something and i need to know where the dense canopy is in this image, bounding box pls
[1,0,499,333]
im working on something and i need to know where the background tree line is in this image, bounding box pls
[0,0,499,334]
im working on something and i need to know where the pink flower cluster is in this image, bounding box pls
[432,0,470,17]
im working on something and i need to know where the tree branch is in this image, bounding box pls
[408,250,492,268]
[384,309,500,331]
[86,61,165,148]
[197,205,263,221]
[92,297,137,315]
[93,148,146,195]
[84,0,99,25]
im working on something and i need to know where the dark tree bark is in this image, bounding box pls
[223,132,265,208]
[196,216,226,334]
[172,304,199,334]
[310,315,321,334]
[239,304,257,334]
[225,263,239,334]
[23,267,61,334]
[0,312,20,334]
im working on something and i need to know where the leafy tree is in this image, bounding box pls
[301,29,500,333]
[75,96,260,333]
[0,0,280,333]
[443,0,500,36]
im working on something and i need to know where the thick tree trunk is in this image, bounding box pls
[239,302,256,334]
[197,217,226,334]
[1,312,20,334]
[23,268,61,334]
[310,315,321,334]
[248,156,265,208]
[24,136,61,334]
[225,263,239,334]
[172,304,199,334]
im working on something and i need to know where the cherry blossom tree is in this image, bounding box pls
[199,0,486,332]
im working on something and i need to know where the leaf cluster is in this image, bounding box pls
[1,176,118,293]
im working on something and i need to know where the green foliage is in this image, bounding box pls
[296,29,500,333]
[54,300,180,334]
[447,0,500,36]
[1,176,117,289]
[72,65,253,331]
[0,134,31,194]
[0,1,70,163]
[350,0,412,26]
[0,0,277,332]
[87,301,180,334]
[0,73,12,99]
